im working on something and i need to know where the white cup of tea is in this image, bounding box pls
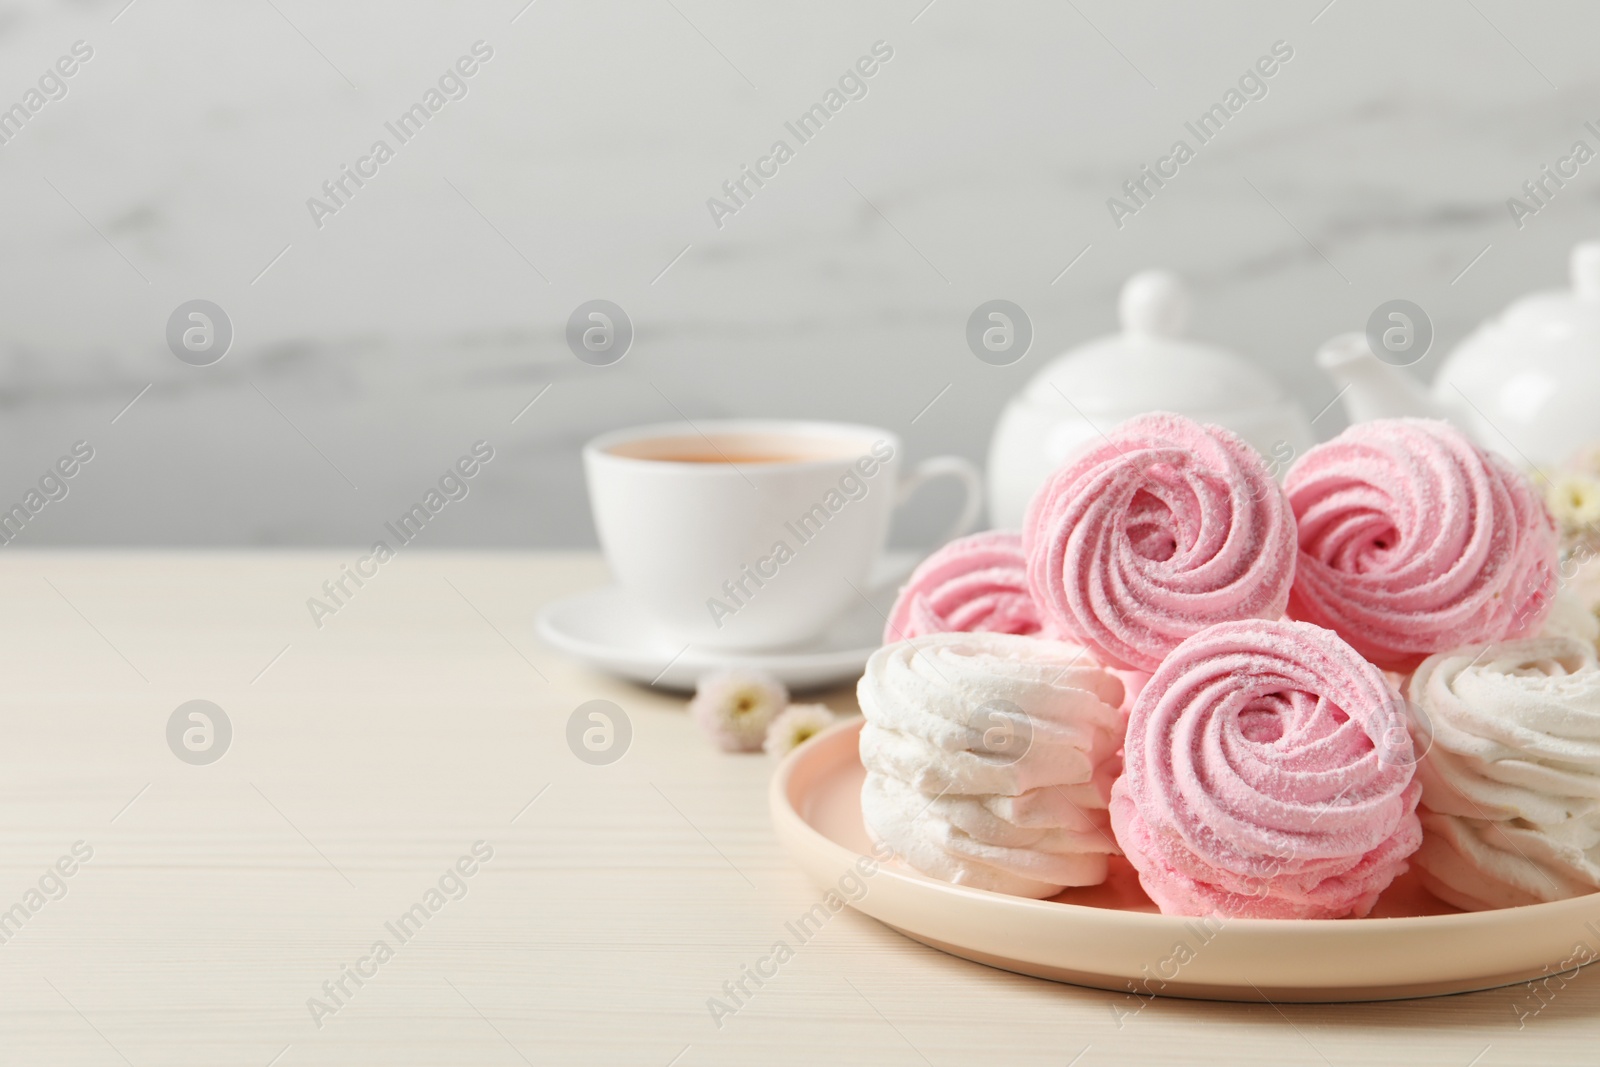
[584,420,982,651]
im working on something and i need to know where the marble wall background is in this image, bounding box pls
[1,0,1596,546]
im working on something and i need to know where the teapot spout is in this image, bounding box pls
[1315,332,1441,425]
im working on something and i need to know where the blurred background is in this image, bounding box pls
[1,0,1595,546]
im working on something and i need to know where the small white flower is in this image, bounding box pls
[1548,474,1600,541]
[763,703,839,758]
[689,669,788,752]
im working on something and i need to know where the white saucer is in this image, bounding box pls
[535,558,909,692]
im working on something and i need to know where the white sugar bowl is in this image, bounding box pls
[986,270,1315,527]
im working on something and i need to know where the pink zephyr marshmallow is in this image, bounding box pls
[1022,411,1297,672]
[1285,418,1558,671]
[1110,618,1423,919]
[885,530,1045,644]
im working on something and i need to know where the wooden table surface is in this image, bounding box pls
[1,550,1594,1066]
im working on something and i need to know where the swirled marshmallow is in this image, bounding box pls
[1410,636,1600,910]
[1023,412,1296,672]
[1110,619,1422,918]
[858,632,1125,897]
[884,531,1044,643]
[1285,418,1558,671]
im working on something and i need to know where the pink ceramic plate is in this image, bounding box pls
[770,718,1600,1002]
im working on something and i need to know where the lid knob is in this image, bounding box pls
[1572,242,1600,301]
[1119,270,1191,337]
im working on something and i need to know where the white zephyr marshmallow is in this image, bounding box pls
[1410,635,1600,910]
[858,632,1125,897]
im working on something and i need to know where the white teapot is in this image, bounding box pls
[1319,241,1600,468]
[986,270,1315,527]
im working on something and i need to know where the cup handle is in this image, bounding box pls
[868,456,983,593]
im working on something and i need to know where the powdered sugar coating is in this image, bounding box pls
[859,633,1123,797]
[1110,618,1422,919]
[884,531,1044,643]
[1410,636,1600,910]
[858,632,1125,896]
[1023,412,1297,672]
[1285,418,1558,671]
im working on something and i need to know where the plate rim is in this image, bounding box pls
[770,717,1600,998]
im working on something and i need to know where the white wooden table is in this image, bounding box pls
[1,551,1594,1065]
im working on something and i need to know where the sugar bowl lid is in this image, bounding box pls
[1021,270,1291,417]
